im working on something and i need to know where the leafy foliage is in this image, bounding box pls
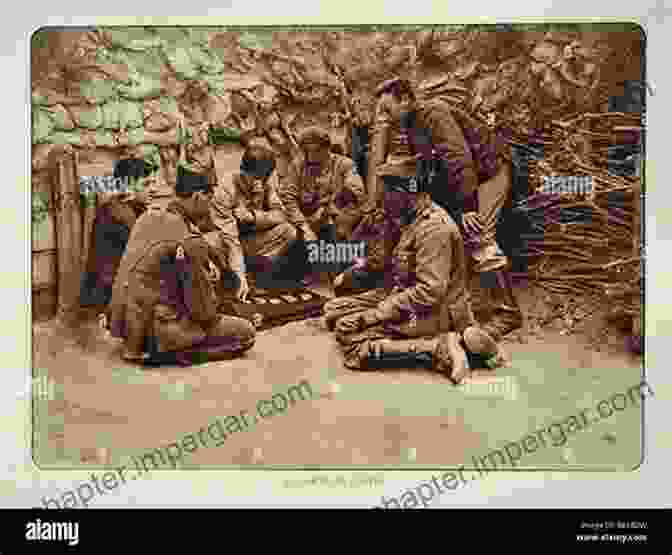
[32,192,50,226]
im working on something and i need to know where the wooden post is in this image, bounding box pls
[54,149,83,325]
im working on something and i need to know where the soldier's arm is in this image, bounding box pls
[278,161,313,237]
[376,222,452,321]
[253,173,288,229]
[336,157,367,227]
[208,179,246,275]
[177,237,219,325]
[367,95,392,201]
[207,146,219,189]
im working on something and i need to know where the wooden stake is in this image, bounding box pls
[55,150,82,325]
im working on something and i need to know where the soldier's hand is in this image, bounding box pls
[462,212,484,236]
[335,312,364,334]
[333,272,345,288]
[308,206,324,226]
[301,226,318,243]
[236,273,250,303]
[359,308,384,328]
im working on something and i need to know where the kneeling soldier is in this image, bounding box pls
[323,177,497,384]
[106,178,256,366]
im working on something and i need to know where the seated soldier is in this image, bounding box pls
[80,191,147,307]
[278,126,368,283]
[80,157,153,307]
[204,138,303,292]
[105,177,255,366]
[323,177,497,384]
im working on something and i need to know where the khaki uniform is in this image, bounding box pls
[81,194,146,307]
[280,153,367,240]
[106,203,255,363]
[205,172,296,275]
[324,201,477,369]
[368,95,479,202]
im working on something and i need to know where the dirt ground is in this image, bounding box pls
[31,279,643,473]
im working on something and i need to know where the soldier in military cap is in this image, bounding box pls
[323,173,498,383]
[105,174,255,366]
[205,137,303,293]
[80,153,154,308]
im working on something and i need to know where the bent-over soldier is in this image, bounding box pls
[324,177,497,383]
[105,178,255,366]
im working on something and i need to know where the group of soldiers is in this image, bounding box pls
[87,76,525,383]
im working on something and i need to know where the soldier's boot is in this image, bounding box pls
[462,325,498,357]
[480,270,524,342]
[362,338,436,371]
[363,334,470,384]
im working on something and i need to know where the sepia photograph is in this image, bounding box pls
[30,24,645,498]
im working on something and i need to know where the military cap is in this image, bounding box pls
[175,166,211,196]
[113,158,154,181]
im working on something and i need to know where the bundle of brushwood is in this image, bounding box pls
[510,111,642,328]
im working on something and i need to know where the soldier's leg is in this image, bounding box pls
[472,163,510,273]
[172,315,256,366]
[324,288,387,331]
[473,162,524,340]
[478,270,524,342]
[241,223,306,287]
[355,333,471,384]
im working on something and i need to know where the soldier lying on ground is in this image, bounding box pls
[105,177,255,367]
[323,177,498,384]
[203,138,308,292]
[369,77,523,342]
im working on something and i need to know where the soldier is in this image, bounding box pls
[368,77,523,343]
[280,126,367,243]
[205,138,303,292]
[178,121,218,195]
[80,155,153,308]
[105,177,256,366]
[323,177,497,383]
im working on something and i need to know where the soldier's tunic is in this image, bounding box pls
[106,203,255,362]
[179,142,218,194]
[280,152,367,241]
[324,201,477,369]
[80,193,146,307]
[205,171,296,275]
